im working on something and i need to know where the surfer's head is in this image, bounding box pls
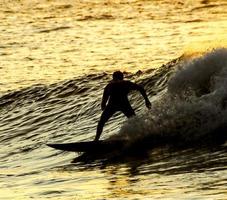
[113,71,124,81]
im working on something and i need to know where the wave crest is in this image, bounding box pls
[118,48,227,145]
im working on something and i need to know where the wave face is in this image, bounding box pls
[1,49,226,154]
[0,49,227,200]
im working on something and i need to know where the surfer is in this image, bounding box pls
[95,71,151,141]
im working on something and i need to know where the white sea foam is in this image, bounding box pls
[118,48,227,143]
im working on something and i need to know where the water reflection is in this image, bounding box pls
[52,144,227,199]
[71,143,227,175]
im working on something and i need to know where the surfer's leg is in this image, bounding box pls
[95,107,115,141]
[121,104,135,118]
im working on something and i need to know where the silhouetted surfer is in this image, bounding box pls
[95,71,151,141]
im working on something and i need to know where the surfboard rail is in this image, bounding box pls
[47,139,126,152]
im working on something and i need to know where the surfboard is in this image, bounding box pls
[47,139,125,152]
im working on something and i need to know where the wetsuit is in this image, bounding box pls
[95,80,149,140]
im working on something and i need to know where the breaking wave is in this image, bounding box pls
[118,48,227,146]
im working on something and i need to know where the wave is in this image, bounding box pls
[191,3,227,12]
[0,49,226,159]
[77,14,115,21]
[117,48,227,146]
[38,26,72,33]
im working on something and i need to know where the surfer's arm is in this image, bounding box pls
[101,85,110,110]
[133,83,151,109]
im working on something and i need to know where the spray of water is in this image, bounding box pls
[117,48,227,144]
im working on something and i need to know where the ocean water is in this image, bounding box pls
[0,0,227,199]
